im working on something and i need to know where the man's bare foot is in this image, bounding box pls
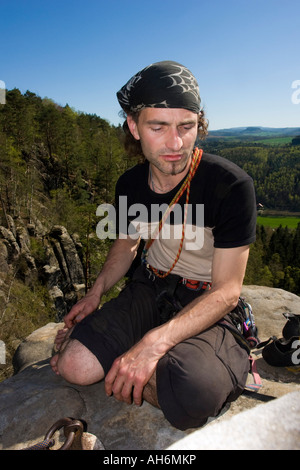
[50,326,74,375]
[54,327,71,352]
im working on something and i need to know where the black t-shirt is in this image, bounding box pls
[115,152,256,281]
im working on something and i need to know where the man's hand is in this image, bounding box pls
[104,333,164,406]
[63,291,101,328]
[54,291,101,351]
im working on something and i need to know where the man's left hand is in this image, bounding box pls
[104,337,161,406]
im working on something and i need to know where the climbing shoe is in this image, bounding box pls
[261,336,300,367]
[282,313,300,340]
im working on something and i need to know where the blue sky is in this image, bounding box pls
[1,0,299,130]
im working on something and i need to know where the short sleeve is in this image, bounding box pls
[213,177,257,248]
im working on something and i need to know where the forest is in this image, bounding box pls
[0,89,135,284]
[201,138,300,212]
[0,88,299,381]
[0,88,300,296]
[0,89,300,294]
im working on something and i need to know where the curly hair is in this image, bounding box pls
[120,109,209,160]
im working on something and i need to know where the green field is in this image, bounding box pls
[257,215,300,229]
[252,137,294,146]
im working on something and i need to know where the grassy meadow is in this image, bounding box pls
[257,214,300,229]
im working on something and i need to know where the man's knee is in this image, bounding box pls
[156,349,232,430]
[56,339,104,385]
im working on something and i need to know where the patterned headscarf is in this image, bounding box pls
[117,61,201,114]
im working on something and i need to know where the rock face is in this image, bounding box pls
[169,390,300,450]
[43,225,85,319]
[0,285,299,450]
[0,216,85,320]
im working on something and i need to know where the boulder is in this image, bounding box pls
[0,286,299,450]
[12,323,62,373]
[241,285,300,340]
[168,390,300,450]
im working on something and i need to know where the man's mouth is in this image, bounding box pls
[160,154,183,162]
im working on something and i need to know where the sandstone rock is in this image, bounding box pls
[241,285,300,340]
[12,322,64,373]
[0,240,9,277]
[0,358,188,450]
[168,390,300,450]
[0,226,20,264]
[5,214,16,238]
[0,219,86,320]
[49,225,84,286]
[15,223,31,254]
[0,286,299,450]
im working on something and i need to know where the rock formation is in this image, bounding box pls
[0,216,85,320]
[0,285,299,450]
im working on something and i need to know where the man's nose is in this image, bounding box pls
[165,128,183,151]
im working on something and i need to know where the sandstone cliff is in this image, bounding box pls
[0,216,85,321]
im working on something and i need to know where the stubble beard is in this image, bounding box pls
[150,152,191,177]
[170,161,185,176]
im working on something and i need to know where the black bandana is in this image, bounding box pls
[117,61,201,114]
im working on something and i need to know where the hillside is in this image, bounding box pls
[208,126,300,138]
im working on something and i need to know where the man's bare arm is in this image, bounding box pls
[63,236,140,328]
[159,245,250,350]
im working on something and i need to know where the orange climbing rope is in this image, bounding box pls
[142,147,203,278]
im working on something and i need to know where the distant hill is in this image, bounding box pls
[208,127,300,138]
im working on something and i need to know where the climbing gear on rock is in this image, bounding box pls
[21,417,103,450]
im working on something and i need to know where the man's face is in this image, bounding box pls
[127,108,198,176]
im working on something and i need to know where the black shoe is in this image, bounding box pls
[282,313,300,340]
[262,336,300,367]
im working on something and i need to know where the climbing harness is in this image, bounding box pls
[219,298,260,354]
[218,298,262,392]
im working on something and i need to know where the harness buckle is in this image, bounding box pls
[145,265,156,282]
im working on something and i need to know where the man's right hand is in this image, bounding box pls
[54,291,101,351]
[64,291,101,328]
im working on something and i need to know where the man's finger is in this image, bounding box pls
[119,380,134,405]
[132,382,144,406]
[105,358,120,396]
